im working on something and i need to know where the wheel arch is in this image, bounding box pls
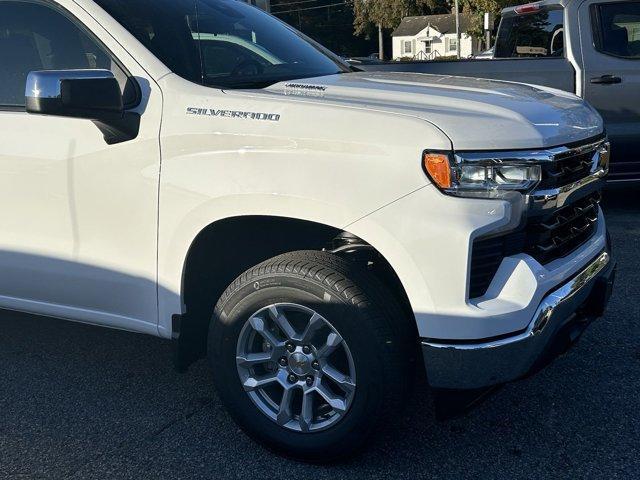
[173,214,416,371]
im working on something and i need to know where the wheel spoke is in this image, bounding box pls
[242,372,279,392]
[299,390,314,433]
[238,303,356,433]
[321,364,355,393]
[249,315,283,348]
[236,351,273,369]
[316,332,343,359]
[276,385,295,426]
[268,305,297,340]
[296,312,324,343]
[315,384,347,412]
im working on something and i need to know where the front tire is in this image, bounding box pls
[208,251,414,462]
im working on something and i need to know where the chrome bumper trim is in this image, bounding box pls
[422,249,613,389]
[424,250,609,351]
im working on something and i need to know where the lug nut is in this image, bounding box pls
[288,374,298,384]
[302,345,311,354]
[305,375,314,386]
[278,357,288,367]
[312,360,320,370]
[285,342,296,353]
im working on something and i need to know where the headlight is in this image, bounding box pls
[423,151,542,199]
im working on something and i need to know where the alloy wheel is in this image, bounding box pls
[235,303,356,433]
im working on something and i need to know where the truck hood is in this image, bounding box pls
[262,72,603,150]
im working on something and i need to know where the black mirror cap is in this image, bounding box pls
[61,77,123,113]
[25,69,139,145]
[26,76,123,119]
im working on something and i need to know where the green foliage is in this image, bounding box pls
[350,0,526,39]
[271,0,378,56]
[351,0,450,34]
[460,0,522,37]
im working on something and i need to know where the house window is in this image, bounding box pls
[424,40,432,53]
[448,37,458,52]
[403,40,413,54]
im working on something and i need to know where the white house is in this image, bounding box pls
[392,14,480,60]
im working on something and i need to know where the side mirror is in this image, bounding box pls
[25,69,139,144]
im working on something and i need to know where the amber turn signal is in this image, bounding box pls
[423,153,452,189]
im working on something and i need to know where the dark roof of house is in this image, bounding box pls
[392,14,474,37]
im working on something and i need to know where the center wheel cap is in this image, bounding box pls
[289,352,312,375]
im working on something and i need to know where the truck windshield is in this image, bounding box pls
[93,0,349,89]
[495,7,564,58]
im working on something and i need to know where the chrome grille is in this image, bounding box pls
[468,137,607,299]
[524,192,601,264]
[538,148,598,189]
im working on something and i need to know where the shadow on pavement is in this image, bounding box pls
[602,183,640,214]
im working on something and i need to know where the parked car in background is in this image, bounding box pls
[344,57,383,66]
[356,0,640,182]
[474,46,494,59]
[342,54,384,65]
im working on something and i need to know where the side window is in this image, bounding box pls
[448,37,458,53]
[593,2,640,59]
[494,8,565,58]
[0,1,136,108]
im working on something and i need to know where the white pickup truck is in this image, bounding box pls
[0,0,616,462]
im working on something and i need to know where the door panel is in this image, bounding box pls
[0,0,161,333]
[580,0,640,181]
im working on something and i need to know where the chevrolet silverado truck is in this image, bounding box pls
[0,0,615,462]
[359,0,640,182]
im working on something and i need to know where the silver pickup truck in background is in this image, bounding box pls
[358,0,640,182]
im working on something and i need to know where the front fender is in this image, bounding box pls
[157,193,408,338]
[156,74,453,337]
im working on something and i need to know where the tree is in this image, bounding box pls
[350,0,450,58]
[271,0,379,57]
[459,0,521,38]
[350,0,525,47]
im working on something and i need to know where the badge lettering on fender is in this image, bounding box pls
[284,83,327,98]
[186,107,280,121]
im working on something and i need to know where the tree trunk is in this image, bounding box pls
[378,24,384,61]
[454,0,461,59]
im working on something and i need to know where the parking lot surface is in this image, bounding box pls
[1,188,639,480]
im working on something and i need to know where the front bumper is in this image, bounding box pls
[421,249,616,389]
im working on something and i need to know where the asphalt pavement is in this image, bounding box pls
[1,187,639,479]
